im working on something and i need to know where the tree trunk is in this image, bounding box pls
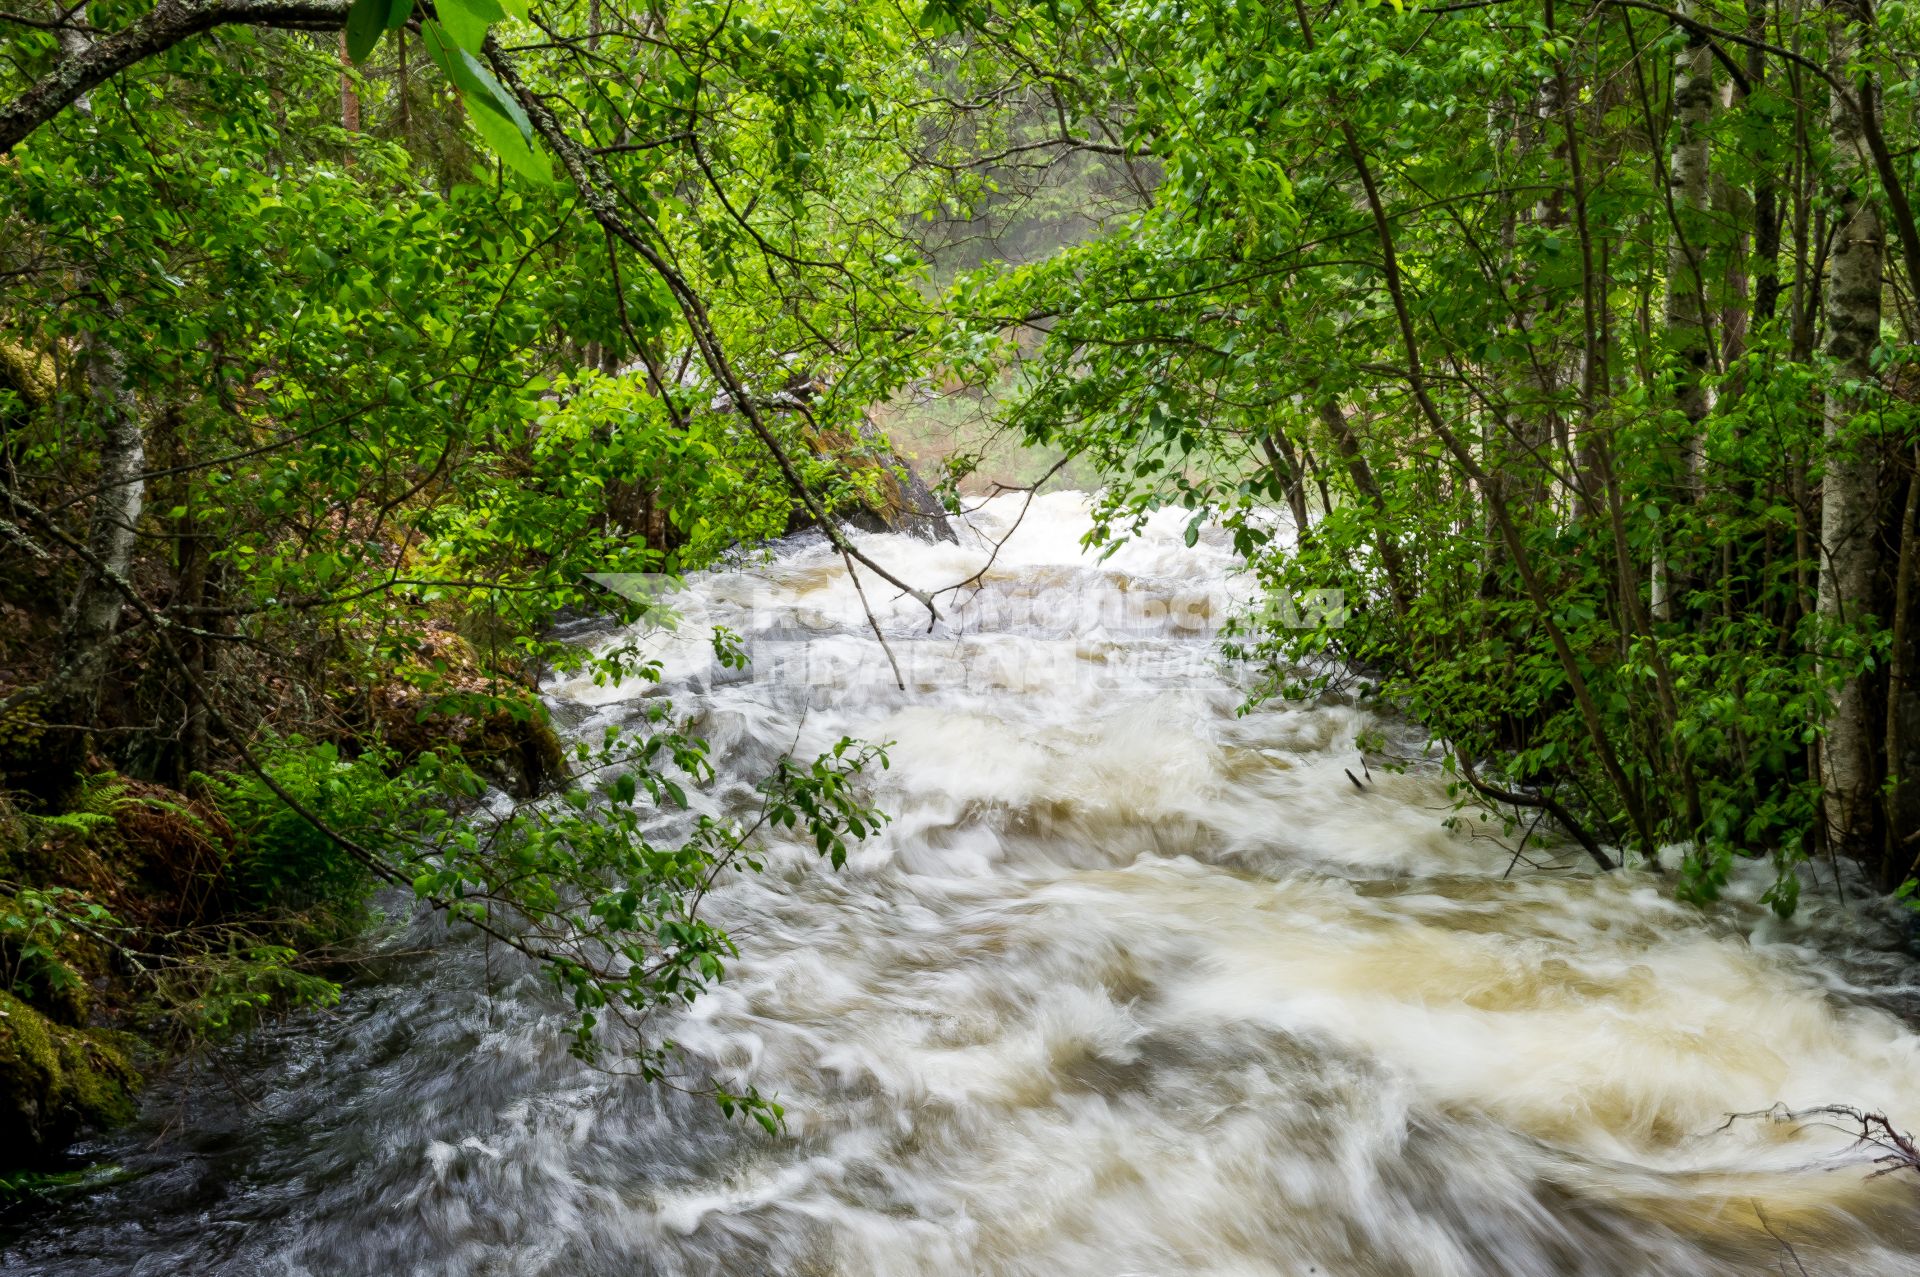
[1259,430,1312,540]
[1318,399,1415,620]
[37,23,146,782]
[155,404,211,784]
[1816,0,1887,863]
[1665,2,1714,439]
[338,31,360,134]
[1654,1,1715,619]
[1748,0,1785,331]
[1886,451,1920,883]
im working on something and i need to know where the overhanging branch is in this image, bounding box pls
[0,0,351,154]
[483,35,940,624]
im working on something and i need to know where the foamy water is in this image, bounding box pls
[8,492,1920,1276]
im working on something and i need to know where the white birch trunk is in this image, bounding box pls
[1816,3,1886,858]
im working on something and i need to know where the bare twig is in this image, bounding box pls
[1750,1200,1811,1277]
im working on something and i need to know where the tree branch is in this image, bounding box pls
[483,35,940,624]
[1454,751,1618,872]
[0,0,351,154]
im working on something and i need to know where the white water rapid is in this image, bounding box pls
[8,492,1920,1276]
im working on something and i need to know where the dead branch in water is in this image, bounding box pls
[1450,749,1617,872]
[1722,1105,1920,1179]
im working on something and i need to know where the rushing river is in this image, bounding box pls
[8,492,1920,1276]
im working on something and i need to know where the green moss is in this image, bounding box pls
[0,991,138,1162]
[0,342,54,410]
[55,1028,137,1128]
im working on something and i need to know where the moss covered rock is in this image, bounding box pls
[0,991,138,1160]
[366,623,569,796]
[792,416,958,544]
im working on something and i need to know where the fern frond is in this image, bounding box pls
[68,771,134,818]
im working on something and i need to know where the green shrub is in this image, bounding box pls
[199,738,457,940]
[0,886,117,1019]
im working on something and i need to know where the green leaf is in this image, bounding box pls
[437,0,506,56]
[383,0,414,30]
[421,20,528,138]
[344,0,389,63]
[420,20,551,181]
[916,0,960,35]
[468,96,554,183]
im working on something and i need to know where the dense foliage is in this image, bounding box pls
[936,0,1920,908]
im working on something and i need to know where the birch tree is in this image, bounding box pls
[1816,0,1887,860]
